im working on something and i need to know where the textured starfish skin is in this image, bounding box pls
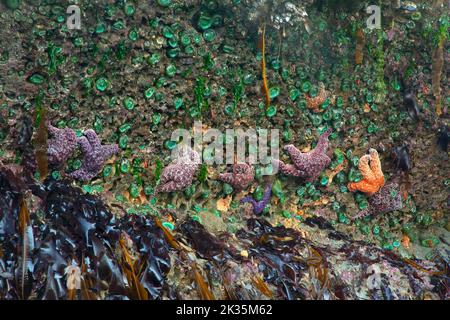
[351,182,402,220]
[218,162,254,191]
[155,146,200,194]
[274,128,332,182]
[240,183,272,215]
[347,148,385,196]
[47,122,78,165]
[275,161,305,177]
[69,129,119,181]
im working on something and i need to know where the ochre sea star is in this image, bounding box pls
[240,183,272,215]
[69,129,119,181]
[155,145,200,194]
[347,148,385,196]
[47,122,78,166]
[274,128,332,182]
[351,182,403,220]
[218,162,254,191]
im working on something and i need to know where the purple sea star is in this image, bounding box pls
[351,182,403,220]
[218,162,254,191]
[240,183,272,215]
[154,145,200,194]
[273,128,332,182]
[69,129,119,181]
[47,122,78,165]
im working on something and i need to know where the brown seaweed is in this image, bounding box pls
[260,24,270,108]
[33,94,48,180]
[118,233,148,300]
[306,246,330,298]
[155,217,181,250]
[192,262,215,300]
[0,168,172,300]
[80,259,98,300]
[179,218,226,259]
[355,28,364,65]
[431,37,444,116]
[15,197,34,300]
[0,167,447,300]
[251,275,273,298]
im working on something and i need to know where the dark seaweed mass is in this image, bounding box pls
[1,167,449,300]
[0,167,171,300]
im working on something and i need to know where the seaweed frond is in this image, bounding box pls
[260,24,270,108]
[192,263,214,300]
[15,196,34,300]
[34,91,48,180]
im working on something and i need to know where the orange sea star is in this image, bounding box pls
[347,148,385,196]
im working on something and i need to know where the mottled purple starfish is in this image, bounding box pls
[351,182,403,220]
[154,145,200,194]
[240,183,272,215]
[218,162,254,191]
[69,129,119,181]
[273,128,332,182]
[47,122,78,166]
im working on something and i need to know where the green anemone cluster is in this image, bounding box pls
[0,1,447,253]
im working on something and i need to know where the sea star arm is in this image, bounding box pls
[219,163,254,190]
[155,181,179,194]
[274,159,306,177]
[244,163,255,175]
[348,151,385,195]
[158,172,169,185]
[84,129,102,149]
[240,196,257,210]
[313,128,332,155]
[261,183,272,203]
[284,145,307,167]
[155,166,177,194]
[69,168,95,181]
[351,208,371,220]
[155,163,195,194]
[357,154,373,180]
[47,122,59,135]
[101,144,119,160]
[253,201,266,214]
[77,136,93,155]
[158,164,179,185]
[368,148,383,179]
[47,146,57,162]
[240,196,256,205]
[348,180,376,194]
[218,172,235,185]
[47,144,61,163]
